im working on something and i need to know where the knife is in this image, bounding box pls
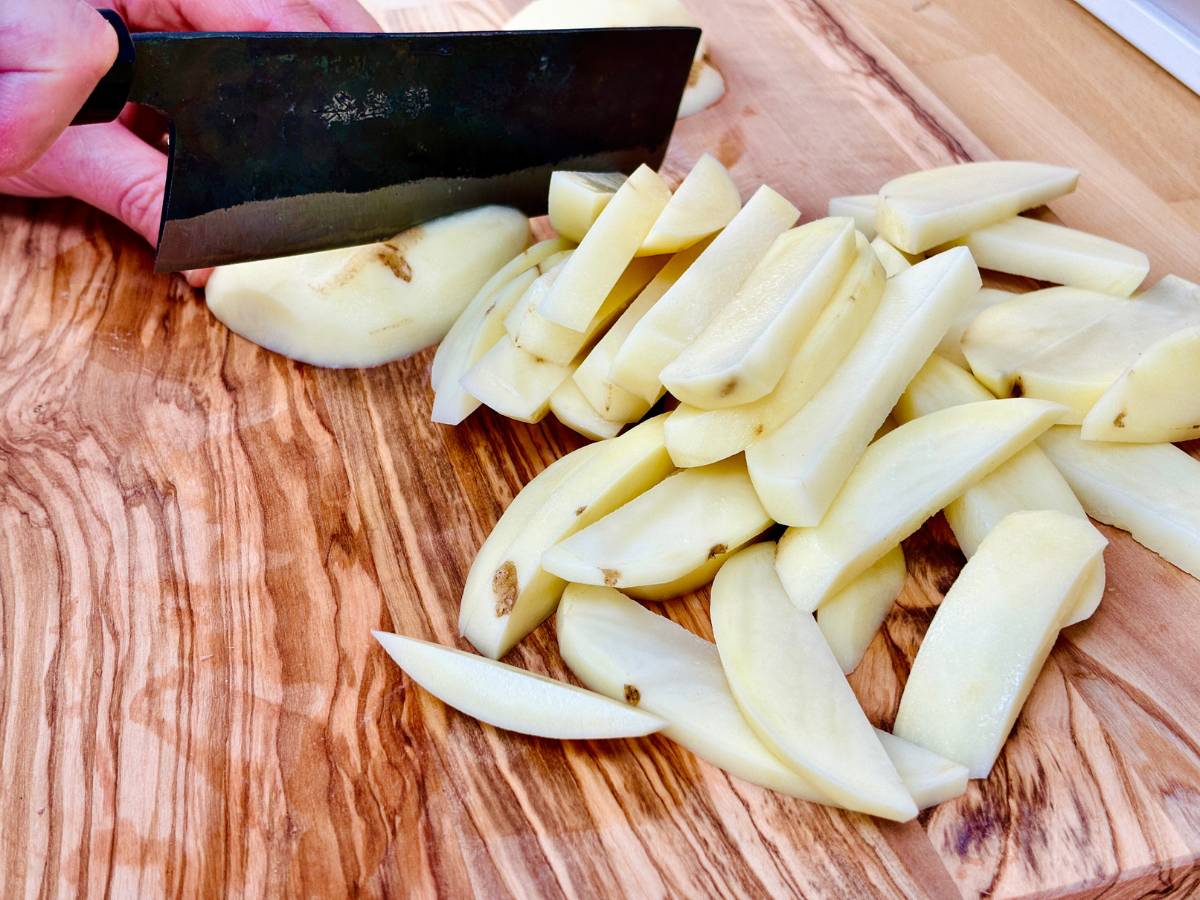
[72,10,700,273]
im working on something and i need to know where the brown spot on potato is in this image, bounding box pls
[687,59,704,87]
[601,568,621,587]
[753,424,764,437]
[574,505,587,517]
[1113,411,1126,429]
[719,378,738,398]
[624,684,641,705]
[708,544,727,559]
[378,243,413,282]
[493,562,518,616]
[1009,377,1024,398]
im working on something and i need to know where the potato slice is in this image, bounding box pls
[661,218,857,408]
[827,194,877,239]
[678,62,725,118]
[460,416,673,658]
[664,234,885,467]
[869,236,919,277]
[874,730,968,809]
[896,355,1103,624]
[950,215,1148,296]
[1081,326,1200,442]
[962,278,1200,422]
[543,456,771,588]
[206,206,529,368]
[935,287,1017,369]
[460,338,573,423]
[1039,426,1200,579]
[610,185,801,403]
[549,379,623,441]
[556,584,826,799]
[547,172,626,243]
[574,241,710,423]
[815,546,907,673]
[711,543,917,821]
[639,153,741,255]
[746,248,981,526]
[893,511,1107,777]
[624,549,731,601]
[876,160,1079,254]
[537,165,671,330]
[775,398,1066,612]
[374,631,665,739]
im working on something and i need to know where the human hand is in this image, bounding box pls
[0,0,380,287]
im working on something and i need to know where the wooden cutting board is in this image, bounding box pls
[2,0,1199,896]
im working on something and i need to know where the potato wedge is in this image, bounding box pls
[206,206,529,368]
[950,215,1148,296]
[374,631,665,739]
[775,398,1066,611]
[556,584,827,799]
[547,172,626,243]
[827,194,877,239]
[874,730,968,809]
[549,379,623,441]
[460,416,673,658]
[610,185,800,403]
[746,248,981,526]
[815,546,907,673]
[896,355,1103,624]
[664,234,885,467]
[893,511,1107,777]
[537,165,672,330]
[935,287,1017,369]
[869,236,919,277]
[543,456,771,588]
[876,160,1079,254]
[1081,326,1200,442]
[624,549,732,601]
[460,337,574,423]
[962,279,1200,421]
[639,153,741,255]
[678,62,726,118]
[1039,426,1200,579]
[661,217,857,408]
[711,544,917,821]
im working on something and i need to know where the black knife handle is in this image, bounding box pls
[71,9,136,126]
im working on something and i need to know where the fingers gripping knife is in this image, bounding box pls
[72,9,699,272]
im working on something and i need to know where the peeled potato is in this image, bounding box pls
[935,287,1017,369]
[815,546,908,674]
[678,61,726,117]
[639,153,741,255]
[869,236,919,277]
[547,172,626,243]
[550,379,624,441]
[827,194,878,239]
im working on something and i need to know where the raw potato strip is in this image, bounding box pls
[746,248,981,527]
[547,172,625,243]
[624,548,733,601]
[949,215,1148,296]
[661,217,857,408]
[664,234,885,467]
[896,355,1103,625]
[537,165,672,330]
[639,153,741,255]
[894,511,1107,777]
[874,730,968,809]
[876,160,1079,254]
[574,240,710,423]
[1081,326,1200,442]
[374,632,665,739]
[870,236,919,277]
[935,287,1017,369]
[816,546,907,673]
[542,456,771,588]
[459,338,574,423]
[711,544,917,821]
[611,186,801,403]
[550,379,623,441]
[460,416,673,658]
[556,584,827,800]
[1039,427,1200,579]
[828,194,878,239]
[775,398,1066,612]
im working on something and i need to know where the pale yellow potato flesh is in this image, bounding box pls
[827,194,878,239]
[547,172,626,243]
[869,235,918,277]
[459,417,673,658]
[896,354,1103,624]
[746,248,981,526]
[537,165,672,330]
[951,215,1148,296]
[206,206,529,368]
[501,251,573,341]
[1039,426,1200,579]
[459,336,574,423]
[664,234,884,467]
[661,217,857,408]
[556,584,827,800]
[678,62,725,118]
[639,153,741,255]
[624,549,731,601]
[549,379,623,441]
[962,279,1200,422]
[874,730,968,809]
[711,543,917,821]
[1081,325,1200,442]
[876,160,1079,254]
[815,546,907,674]
[935,287,1017,369]
[374,631,665,739]
[542,456,771,588]
[574,241,709,423]
[893,510,1107,777]
[775,398,1067,612]
[610,185,800,403]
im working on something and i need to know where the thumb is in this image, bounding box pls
[0,0,119,176]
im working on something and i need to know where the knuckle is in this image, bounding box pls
[115,173,163,239]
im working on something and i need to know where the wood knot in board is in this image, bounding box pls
[493,562,518,616]
[623,684,641,705]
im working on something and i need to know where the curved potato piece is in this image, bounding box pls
[639,153,740,255]
[827,194,878,239]
[815,546,907,674]
[549,379,623,441]
[548,172,626,243]
[869,236,919,277]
